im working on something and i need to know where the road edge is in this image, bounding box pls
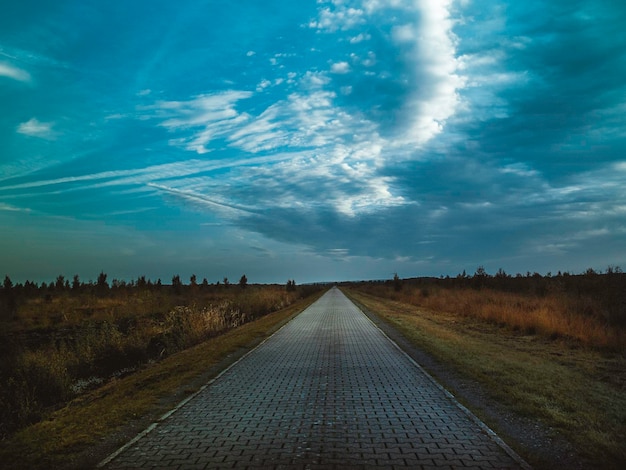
[97,293,324,468]
[342,288,533,470]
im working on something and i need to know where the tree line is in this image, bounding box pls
[1,272,301,293]
[0,272,300,318]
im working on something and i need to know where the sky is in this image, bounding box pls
[1,0,625,285]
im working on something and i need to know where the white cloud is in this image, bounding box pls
[394,0,465,146]
[0,202,31,212]
[349,33,371,43]
[16,118,56,139]
[309,6,365,32]
[330,61,351,74]
[0,155,296,194]
[143,91,253,154]
[301,71,331,89]
[146,183,255,217]
[309,0,465,147]
[0,62,31,82]
[391,24,416,43]
[256,79,272,91]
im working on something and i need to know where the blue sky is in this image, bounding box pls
[1,0,625,284]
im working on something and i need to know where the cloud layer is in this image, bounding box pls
[1,0,625,282]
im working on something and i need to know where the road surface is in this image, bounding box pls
[100,287,528,469]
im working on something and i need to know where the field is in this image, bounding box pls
[0,278,322,440]
[344,272,626,468]
[350,270,626,350]
[1,270,624,468]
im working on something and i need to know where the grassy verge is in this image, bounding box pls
[1,285,315,438]
[344,288,626,469]
[0,290,325,470]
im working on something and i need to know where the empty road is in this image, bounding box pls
[101,287,528,469]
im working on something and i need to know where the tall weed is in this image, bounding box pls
[355,281,626,351]
[1,284,318,438]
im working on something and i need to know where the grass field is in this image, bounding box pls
[0,288,325,469]
[354,273,626,351]
[2,272,624,468]
[344,283,626,469]
[0,281,322,440]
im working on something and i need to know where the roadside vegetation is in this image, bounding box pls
[0,273,322,441]
[367,267,626,350]
[344,267,626,468]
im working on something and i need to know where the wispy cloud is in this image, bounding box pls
[392,0,465,145]
[16,118,56,139]
[0,61,31,82]
[308,1,466,148]
[142,91,253,154]
[146,183,257,217]
[2,0,624,282]
[0,202,31,213]
[309,4,365,32]
[0,155,295,193]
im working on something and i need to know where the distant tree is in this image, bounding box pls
[1,275,17,318]
[72,274,81,291]
[393,273,402,291]
[190,274,197,287]
[137,275,147,288]
[606,265,623,275]
[97,271,109,290]
[495,268,506,278]
[286,279,297,292]
[172,274,182,294]
[474,266,488,278]
[223,277,229,288]
[202,277,209,288]
[55,275,65,290]
[239,274,248,289]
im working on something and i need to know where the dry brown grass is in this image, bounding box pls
[344,287,626,468]
[358,282,626,351]
[0,284,318,438]
[0,291,325,470]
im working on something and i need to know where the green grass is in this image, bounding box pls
[344,288,626,469]
[0,290,325,469]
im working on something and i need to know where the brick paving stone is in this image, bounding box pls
[101,288,529,469]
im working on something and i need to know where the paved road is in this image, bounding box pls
[101,287,528,469]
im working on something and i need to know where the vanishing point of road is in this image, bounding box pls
[100,287,530,469]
